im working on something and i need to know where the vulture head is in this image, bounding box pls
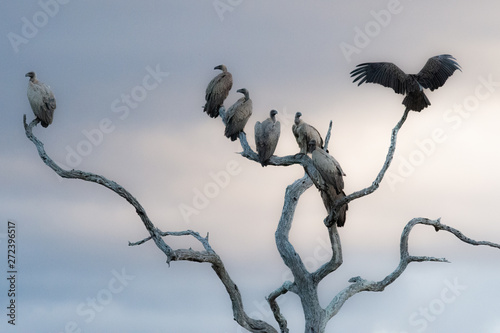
[214,64,227,72]
[25,71,36,80]
[294,112,302,125]
[308,139,318,153]
[237,88,250,100]
[270,109,278,121]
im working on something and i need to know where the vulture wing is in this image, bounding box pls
[350,62,410,95]
[320,188,348,227]
[224,98,253,141]
[28,81,56,127]
[297,123,323,153]
[204,71,233,118]
[416,54,461,91]
[255,118,280,165]
[268,120,281,155]
[312,148,345,194]
[292,123,300,140]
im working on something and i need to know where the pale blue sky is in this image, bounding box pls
[1,1,500,332]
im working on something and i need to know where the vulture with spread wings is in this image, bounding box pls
[350,54,461,112]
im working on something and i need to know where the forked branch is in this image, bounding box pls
[325,217,500,320]
[23,115,278,333]
[329,108,410,224]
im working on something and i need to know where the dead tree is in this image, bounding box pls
[24,99,500,332]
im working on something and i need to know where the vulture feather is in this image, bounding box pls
[350,54,461,112]
[254,110,281,166]
[224,88,253,141]
[292,112,324,153]
[309,140,348,227]
[204,64,233,118]
[25,71,56,128]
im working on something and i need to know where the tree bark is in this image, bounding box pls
[24,105,500,333]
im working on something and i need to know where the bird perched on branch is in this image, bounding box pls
[25,71,56,128]
[204,64,233,118]
[350,54,461,112]
[292,112,324,154]
[224,88,252,141]
[309,139,348,227]
[254,110,281,166]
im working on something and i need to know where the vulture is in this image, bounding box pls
[204,64,233,118]
[309,139,348,227]
[350,54,461,112]
[292,112,324,154]
[224,88,253,141]
[25,71,56,127]
[254,110,281,166]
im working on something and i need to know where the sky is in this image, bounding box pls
[1,1,500,332]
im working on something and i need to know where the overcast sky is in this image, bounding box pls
[2,1,500,332]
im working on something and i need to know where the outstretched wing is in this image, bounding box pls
[350,62,409,95]
[416,54,461,91]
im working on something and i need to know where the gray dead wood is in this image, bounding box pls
[24,102,500,333]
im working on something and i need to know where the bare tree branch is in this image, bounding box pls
[324,217,500,320]
[23,115,176,262]
[23,115,278,333]
[25,94,499,333]
[266,281,294,333]
[328,108,410,224]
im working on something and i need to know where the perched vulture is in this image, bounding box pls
[309,140,348,227]
[254,110,281,166]
[292,112,323,154]
[25,71,56,127]
[350,54,461,112]
[204,64,233,118]
[224,88,252,141]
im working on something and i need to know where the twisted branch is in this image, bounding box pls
[324,217,500,320]
[329,108,410,223]
[23,115,278,333]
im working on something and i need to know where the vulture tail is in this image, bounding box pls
[322,188,349,227]
[402,91,431,112]
[335,191,348,227]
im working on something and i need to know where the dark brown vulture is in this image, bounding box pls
[224,88,252,141]
[292,112,323,154]
[25,71,56,127]
[309,140,348,227]
[350,54,461,112]
[204,64,233,118]
[254,110,281,166]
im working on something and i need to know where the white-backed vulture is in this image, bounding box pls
[25,71,56,128]
[204,64,233,118]
[292,112,323,154]
[224,88,252,141]
[309,140,348,227]
[350,54,461,112]
[254,110,281,166]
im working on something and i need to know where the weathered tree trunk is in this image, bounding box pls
[23,102,500,333]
